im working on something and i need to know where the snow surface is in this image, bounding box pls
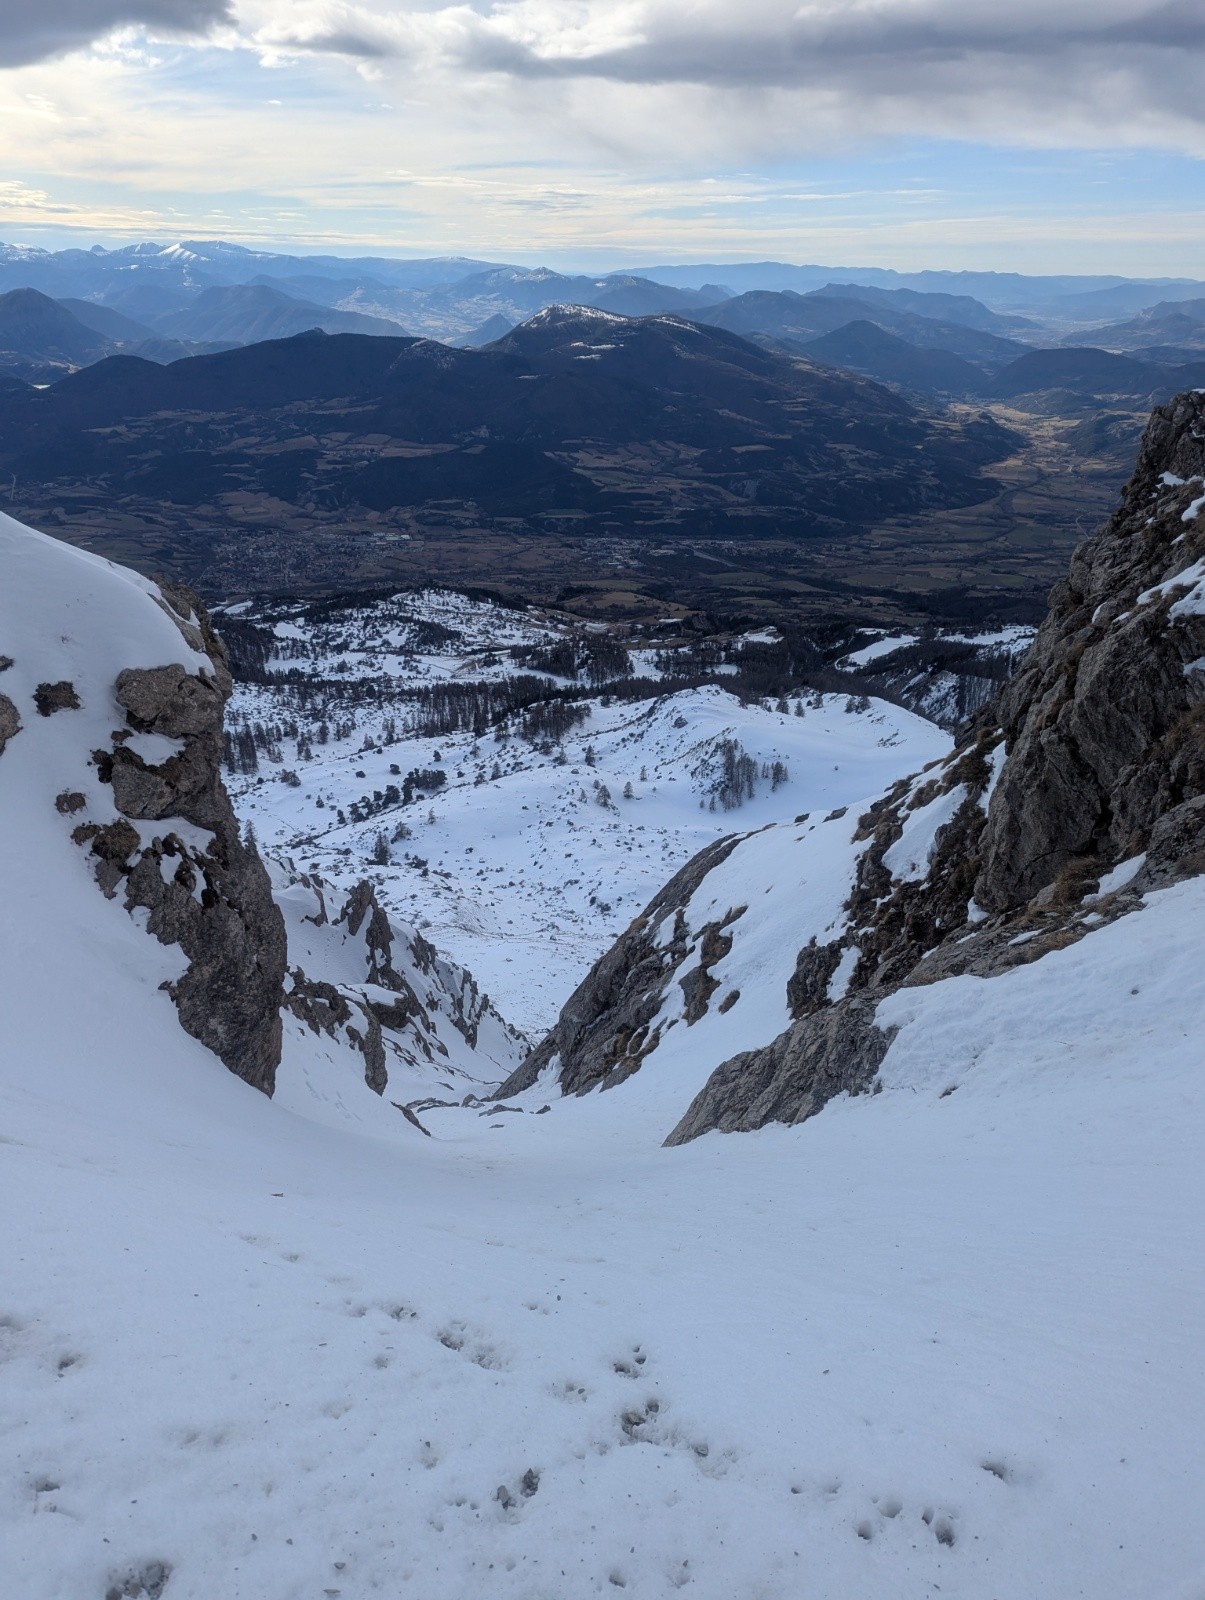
[883,782,967,884]
[227,594,948,1037]
[1092,853,1148,898]
[3,519,1204,1600]
[840,633,920,668]
[5,811,1204,1600]
[1138,556,1205,620]
[837,625,1034,672]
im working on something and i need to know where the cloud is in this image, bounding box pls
[244,0,1205,147]
[0,0,233,68]
[452,1,1205,88]
[282,27,392,60]
[1,0,1202,275]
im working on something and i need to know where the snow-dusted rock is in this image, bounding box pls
[0,512,287,1092]
[976,389,1205,910]
[516,391,1205,1143]
[0,510,524,1106]
[277,868,526,1100]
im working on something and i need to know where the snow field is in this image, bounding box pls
[3,878,1203,1600]
[3,521,1203,1600]
[227,593,949,1036]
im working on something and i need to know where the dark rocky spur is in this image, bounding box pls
[79,586,288,1093]
[507,390,1205,1142]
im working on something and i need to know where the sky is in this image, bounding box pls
[0,0,1203,274]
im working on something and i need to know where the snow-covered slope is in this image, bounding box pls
[0,511,522,1112]
[226,592,949,1035]
[274,864,526,1114]
[3,786,1203,1600]
[510,393,1205,1145]
[3,375,1205,1600]
[835,624,1037,727]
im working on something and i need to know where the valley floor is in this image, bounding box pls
[3,873,1203,1600]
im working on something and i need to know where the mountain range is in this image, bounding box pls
[7,252,1205,413]
[8,236,1202,313]
[0,284,410,381]
[0,308,1019,570]
[1063,297,1205,353]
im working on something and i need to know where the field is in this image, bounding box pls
[10,403,1133,630]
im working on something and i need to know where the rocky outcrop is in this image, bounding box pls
[33,680,81,716]
[81,586,287,1094]
[285,968,388,1095]
[4,513,523,1105]
[496,835,741,1098]
[286,878,422,1095]
[665,997,893,1145]
[336,879,406,992]
[0,691,19,755]
[519,391,1205,1143]
[279,872,526,1098]
[974,391,1205,910]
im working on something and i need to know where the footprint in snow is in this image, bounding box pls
[553,1378,589,1403]
[436,1320,508,1370]
[921,1505,958,1546]
[612,1343,648,1378]
[104,1560,172,1600]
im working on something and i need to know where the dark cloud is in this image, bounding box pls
[454,2,1205,92]
[0,0,232,67]
[268,26,393,61]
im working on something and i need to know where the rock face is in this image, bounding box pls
[496,836,741,1098]
[284,876,427,1095]
[279,870,527,1099]
[1,512,525,1106]
[974,391,1205,910]
[85,589,287,1093]
[513,390,1205,1142]
[665,997,894,1146]
[0,690,19,755]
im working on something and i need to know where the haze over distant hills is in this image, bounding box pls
[4,236,1201,632]
[0,284,411,382]
[3,236,1204,348]
[1064,298,1205,353]
[6,241,1205,413]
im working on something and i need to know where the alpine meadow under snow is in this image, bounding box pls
[3,369,1205,1600]
[221,589,950,1037]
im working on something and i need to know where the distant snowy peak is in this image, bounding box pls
[523,303,632,329]
[503,389,1205,1140]
[0,242,53,264]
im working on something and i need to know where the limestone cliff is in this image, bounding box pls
[501,391,1205,1141]
[0,511,524,1106]
[66,584,287,1092]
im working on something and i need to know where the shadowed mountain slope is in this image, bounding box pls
[0,309,1020,543]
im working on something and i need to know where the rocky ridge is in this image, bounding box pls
[499,390,1205,1140]
[0,514,522,1105]
[84,589,288,1091]
[278,868,527,1101]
